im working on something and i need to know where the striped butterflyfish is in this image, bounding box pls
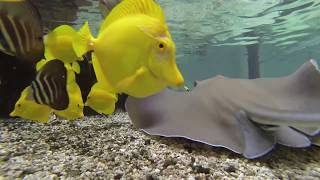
[31,60,69,110]
[0,0,44,62]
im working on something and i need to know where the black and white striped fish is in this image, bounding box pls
[0,0,44,62]
[31,60,69,110]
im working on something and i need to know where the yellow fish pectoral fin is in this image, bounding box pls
[85,83,118,115]
[10,86,52,123]
[114,66,148,93]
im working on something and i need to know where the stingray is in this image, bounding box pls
[126,60,320,159]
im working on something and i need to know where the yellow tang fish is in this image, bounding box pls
[11,60,68,122]
[73,0,184,98]
[11,59,84,122]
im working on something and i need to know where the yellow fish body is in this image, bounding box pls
[74,0,184,98]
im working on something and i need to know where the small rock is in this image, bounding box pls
[146,174,158,180]
[183,144,193,153]
[224,165,237,173]
[144,139,151,145]
[192,165,210,174]
[114,170,124,179]
[163,158,177,169]
[21,168,37,175]
[309,170,320,178]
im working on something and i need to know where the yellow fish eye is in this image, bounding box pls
[157,41,167,51]
[158,43,164,49]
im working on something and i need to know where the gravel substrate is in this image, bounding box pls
[1,112,320,179]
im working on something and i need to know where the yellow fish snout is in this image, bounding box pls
[164,63,184,87]
[172,69,184,87]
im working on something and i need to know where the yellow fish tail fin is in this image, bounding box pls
[99,0,165,32]
[73,21,95,58]
[44,25,79,61]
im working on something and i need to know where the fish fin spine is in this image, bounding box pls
[73,21,95,58]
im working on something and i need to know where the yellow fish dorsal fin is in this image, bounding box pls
[99,0,165,32]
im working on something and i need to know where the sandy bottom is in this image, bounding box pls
[1,112,320,179]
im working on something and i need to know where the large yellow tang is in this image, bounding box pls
[74,0,184,98]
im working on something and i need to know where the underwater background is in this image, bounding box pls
[2,0,320,179]
[32,0,320,87]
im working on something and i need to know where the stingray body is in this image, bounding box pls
[126,60,320,159]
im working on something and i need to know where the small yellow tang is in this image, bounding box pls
[11,59,84,122]
[74,0,184,98]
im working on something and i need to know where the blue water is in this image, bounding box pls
[74,0,320,87]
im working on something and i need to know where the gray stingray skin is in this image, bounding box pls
[126,60,320,159]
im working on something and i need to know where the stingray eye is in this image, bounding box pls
[17,104,21,108]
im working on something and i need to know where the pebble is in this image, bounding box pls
[1,113,320,179]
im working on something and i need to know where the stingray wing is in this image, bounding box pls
[126,88,278,158]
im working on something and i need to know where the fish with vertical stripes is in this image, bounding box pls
[31,59,69,110]
[10,59,70,122]
[0,0,44,117]
[0,0,43,62]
